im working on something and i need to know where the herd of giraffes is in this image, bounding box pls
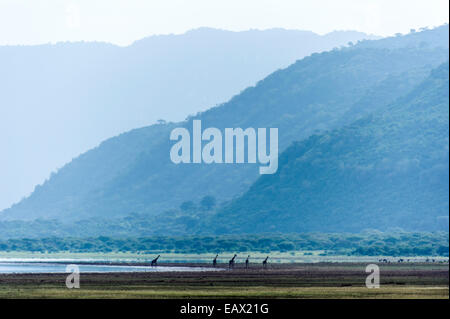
[150,254,269,269]
[224,254,269,269]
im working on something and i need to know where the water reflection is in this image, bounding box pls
[0,262,221,274]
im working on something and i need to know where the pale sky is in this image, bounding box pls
[0,0,448,46]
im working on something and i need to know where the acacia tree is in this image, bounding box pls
[180,201,196,213]
[200,195,216,211]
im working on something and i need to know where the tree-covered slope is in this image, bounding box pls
[1,26,448,222]
[0,28,377,211]
[209,62,449,233]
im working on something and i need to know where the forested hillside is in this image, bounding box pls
[1,26,448,231]
[0,28,376,211]
[209,62,449,233]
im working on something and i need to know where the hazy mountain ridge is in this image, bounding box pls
[0,28,378,211]
[0,60,448,236]
[1,26,448,228]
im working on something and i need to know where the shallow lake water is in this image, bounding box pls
[0,261,221,274]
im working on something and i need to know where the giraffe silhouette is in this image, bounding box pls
[229,254,237,269]
[262,256,269,269]
[245,255,250,269]
[213,254,218,267]
[151,255,160,267]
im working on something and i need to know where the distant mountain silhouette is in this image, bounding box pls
[0,28,378,211]
[1,26,448,231]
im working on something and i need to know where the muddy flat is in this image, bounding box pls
[0,262,448,298]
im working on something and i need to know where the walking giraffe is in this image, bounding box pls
[229,254,237,269]
[262,256,269,269]
[151,255,160,267]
